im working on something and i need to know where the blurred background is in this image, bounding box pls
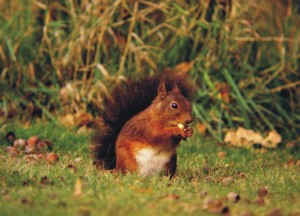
[0,0,299,141]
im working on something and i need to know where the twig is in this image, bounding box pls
[270,80,300,93]
[117,1,139,76]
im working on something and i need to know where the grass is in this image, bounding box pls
[1,0,300,138]
[1,123,300,216]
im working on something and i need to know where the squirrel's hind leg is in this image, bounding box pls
[165,153,177,179]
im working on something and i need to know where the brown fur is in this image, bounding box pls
[91,72,196,177]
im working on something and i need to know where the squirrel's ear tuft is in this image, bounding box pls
[172,83,181,94]
[158,81,167,100]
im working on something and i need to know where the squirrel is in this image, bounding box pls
[91,72,196,178]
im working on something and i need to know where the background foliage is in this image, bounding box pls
[0,0,299,139]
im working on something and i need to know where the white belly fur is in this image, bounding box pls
[135,148,173,176]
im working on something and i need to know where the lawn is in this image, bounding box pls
[0,123,299,216]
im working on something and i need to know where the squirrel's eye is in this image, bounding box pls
[171,103,178,109]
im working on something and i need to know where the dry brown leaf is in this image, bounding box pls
[215,82,230,104]
[287,159,295,167]
[75,112,93,127]
[174,61,194,75]
[268,208,282,216]
[261,130,282,148]
[203,197,229,215]
[227,192,240,203]
[224,127,281,149]
[222,177,234,186]
[197,123,207,135]
[218,151,227,158]
[59,114,76,128]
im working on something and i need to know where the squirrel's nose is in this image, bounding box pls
[185,116,193,125]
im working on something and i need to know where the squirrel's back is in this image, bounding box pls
[91,72,195,170]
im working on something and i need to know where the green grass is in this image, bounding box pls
[1,123,299,216]
[1,0,300,138]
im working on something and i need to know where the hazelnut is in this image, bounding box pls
[13,139,27,150]
[5,146,19,157]
[258,187,268,197]
[177,123,185,129]
[28,136,39,145]
[24,144,36,154]
[46,153,59,164]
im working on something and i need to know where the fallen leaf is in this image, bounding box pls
[287,159,295,167]
[222,177,234,186]
[200,191,208,197]
[203,197,229,215]
[227,192,240,203]
[218,151,227,158]
[77,125,93,135]
[78,206,90,216]
[165,194,180,200]
[241,211,253,216]
[75,112,93,127]
[59,114,76,128]
[67,164,78,173]
[75,157,82,162]
[261,130,282,148]
[174,61,194,75]
[197,123,207,135]
[40,176,50,185]
[268,208,282,216]
[215,82,230,104]
[74,178,82,197]
[224,127,281,149]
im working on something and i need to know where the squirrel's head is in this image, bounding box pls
[153,81,193,127]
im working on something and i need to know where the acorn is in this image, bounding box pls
[13,139,27,150]
[46,153,59,164]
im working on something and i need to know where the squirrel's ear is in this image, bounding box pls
[172,83,181,94]
[158,81,167,100]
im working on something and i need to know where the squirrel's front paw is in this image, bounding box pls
[177,124,193,140]
[183,126,193,137]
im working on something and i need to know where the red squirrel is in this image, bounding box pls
[91,73,196,177]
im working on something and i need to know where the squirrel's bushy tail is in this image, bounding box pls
[91,72,195,169]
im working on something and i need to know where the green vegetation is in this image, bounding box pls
[1,0,300,139]
[1,1,300,214]
[0,123,300,215]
